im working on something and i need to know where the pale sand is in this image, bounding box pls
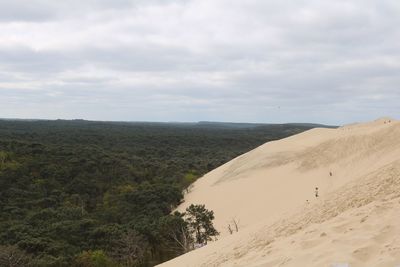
[158,117,400,267]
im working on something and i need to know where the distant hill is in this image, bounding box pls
[197,121,336,129]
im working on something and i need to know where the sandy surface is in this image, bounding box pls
[158,117,400,267]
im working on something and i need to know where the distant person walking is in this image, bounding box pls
[315,187,319,198]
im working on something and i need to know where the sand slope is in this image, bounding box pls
[158,118,400,267]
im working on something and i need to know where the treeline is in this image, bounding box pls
[0,120,321,266]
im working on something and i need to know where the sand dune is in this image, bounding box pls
[158,118,400,267]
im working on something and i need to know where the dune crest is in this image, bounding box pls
[159,118,400,267]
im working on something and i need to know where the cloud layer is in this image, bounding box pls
[0,0,399,124]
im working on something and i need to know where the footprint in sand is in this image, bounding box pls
[331,221,353,234]
[352,245,377,261]
[373,225,394,243]
[300,238,321,249]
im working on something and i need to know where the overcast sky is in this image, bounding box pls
[0,0,399,124]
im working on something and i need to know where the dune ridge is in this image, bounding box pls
[159,118,400,267]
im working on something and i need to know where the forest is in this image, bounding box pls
[0,119,329,266]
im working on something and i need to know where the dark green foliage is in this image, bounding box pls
[109,230,148,266]
[73,250,116,267]
[159,211,193,253]
[0,119,322,266]
[159,205,218,255]
[0,245,32,267]
[184,204,219,245]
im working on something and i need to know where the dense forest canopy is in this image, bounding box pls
[0,119,333,266]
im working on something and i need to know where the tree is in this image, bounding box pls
[111,230,148,266]
[160,211,193,254]
[74,250,115,267]
[0,120,310,266]
[0,245,32,267]
[184,204,219,245]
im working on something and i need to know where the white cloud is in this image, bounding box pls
[0,0,399,124]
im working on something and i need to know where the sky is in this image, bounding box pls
[0,0,399,125]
